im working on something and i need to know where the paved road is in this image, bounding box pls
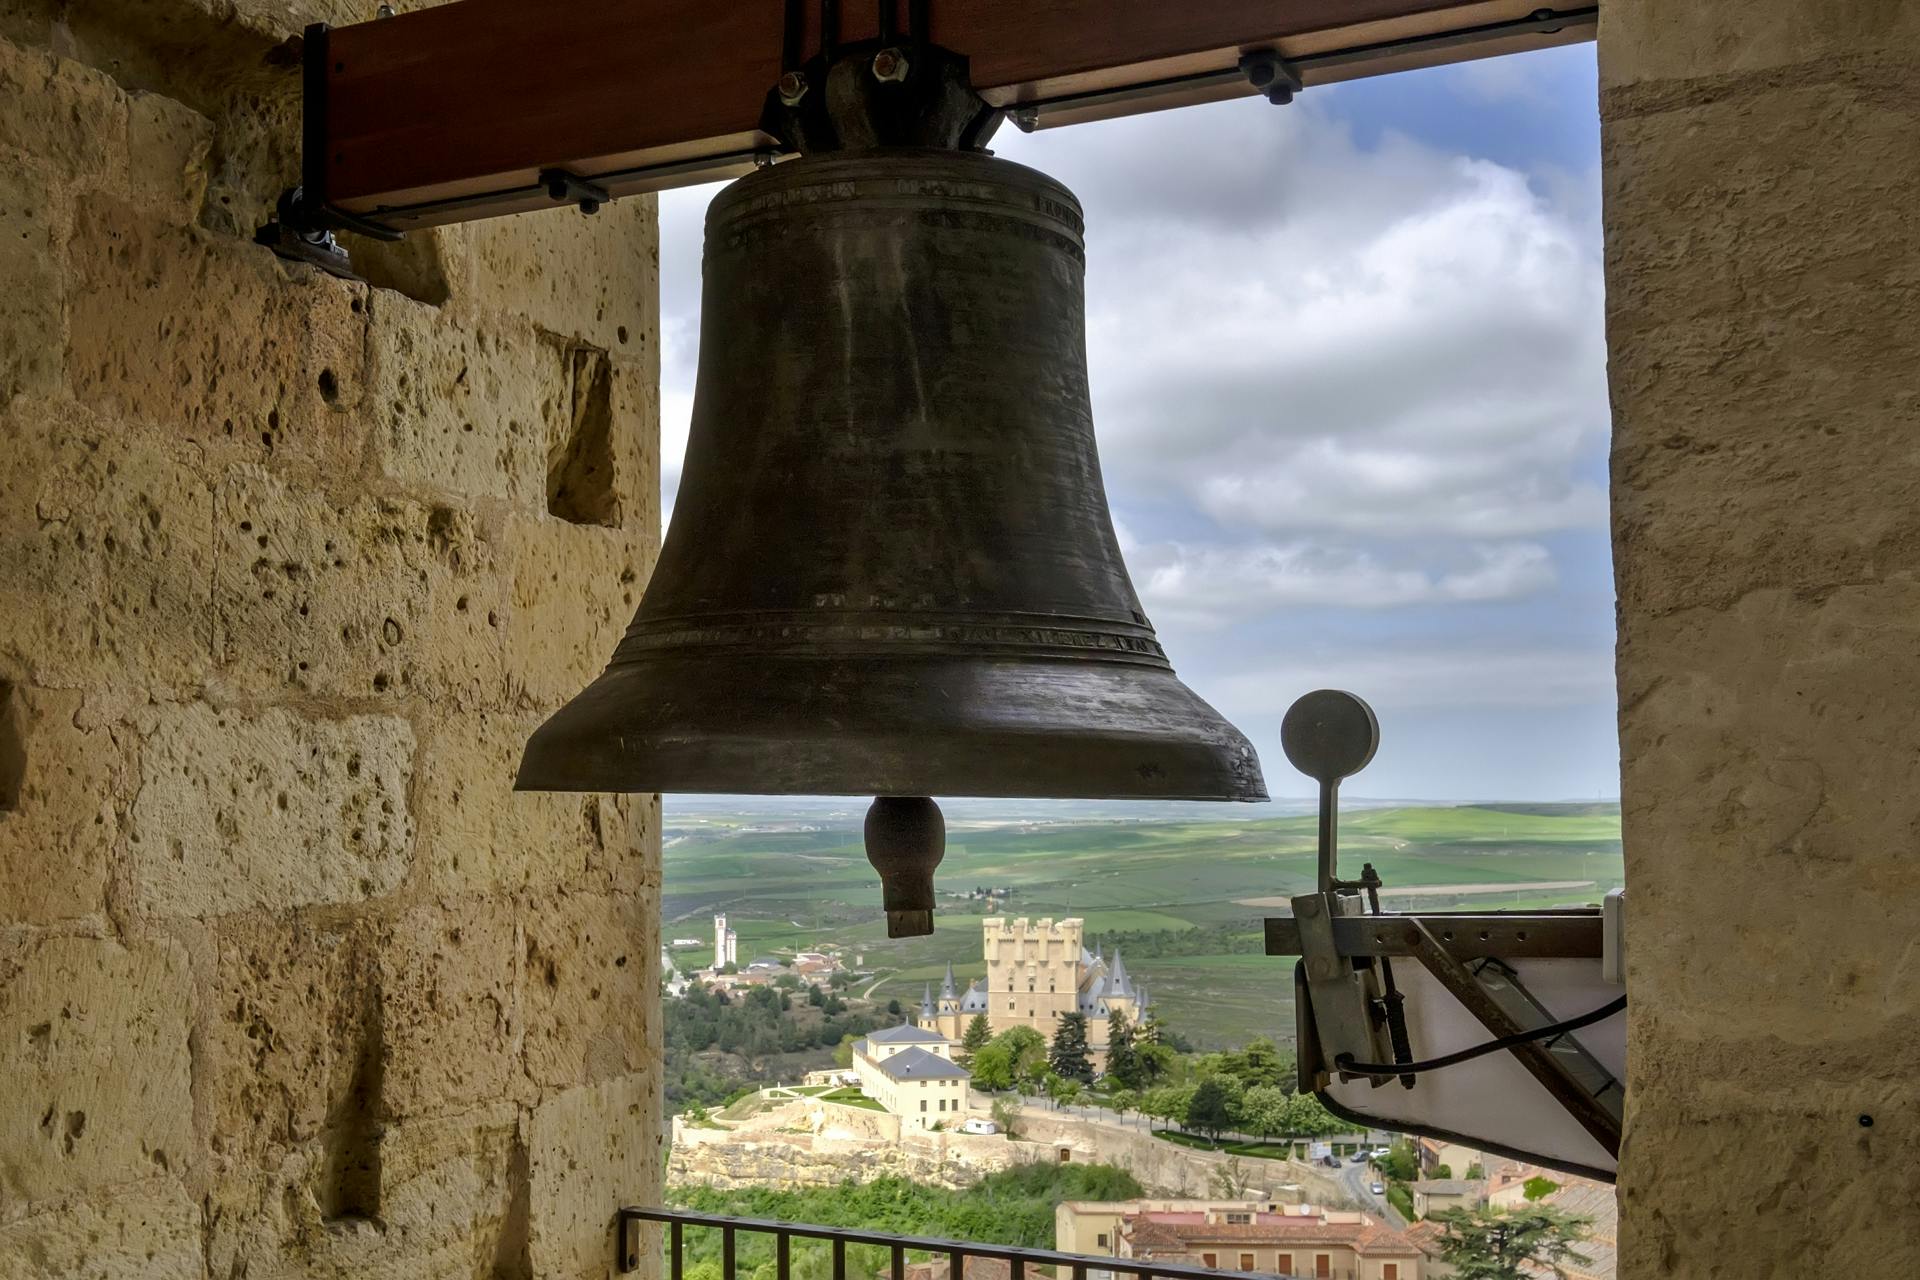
[1337,1159,1404,1227]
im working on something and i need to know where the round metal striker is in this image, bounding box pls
[1281,689,1380,784]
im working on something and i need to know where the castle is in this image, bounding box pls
[917,917,1149,1069]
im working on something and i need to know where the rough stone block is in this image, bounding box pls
[0,685,127,925]
[207,912,365,1166]
[203,1107,524,1280]
[127,89,212,224]
[378,903,522,1119]
[1600,1,1920,89]
[0,408,217,691]
[0,155,60,405]
[1618,583,1920,1041]
[502,516,651,708]
[453,195,659,355]
[0,36,128,183]
[521,889,654,1091]
[365,294,562,508]
[0,935,193,1205]
[527,1075,657,1279]
[128,703,415,918]
[213,466,506,705]
[65,196,369,476]
[415,708,622,895]
[0,1177,203,1278]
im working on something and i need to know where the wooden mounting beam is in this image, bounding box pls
[315,1,1596,230]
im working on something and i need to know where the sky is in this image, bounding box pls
[655,44,1613,803]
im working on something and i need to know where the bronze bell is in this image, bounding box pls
[517,148,1266,931]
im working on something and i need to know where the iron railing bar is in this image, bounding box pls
[620,1208,1265,1280]
[891,1244,905,1280]
[950,1247,965,1280]
[834,1237,847,1280]
[671,1221,684,1280]
[723,1226,736,1280]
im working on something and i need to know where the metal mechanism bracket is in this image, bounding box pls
[1266,688,1626,1178]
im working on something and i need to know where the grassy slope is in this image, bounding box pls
[665,803,1622,1048]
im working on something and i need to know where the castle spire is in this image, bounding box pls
[920,981,934,1019]
[1109,948,1131,995]
[941,961,957,1000]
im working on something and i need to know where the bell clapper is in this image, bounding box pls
[864,796,945,938]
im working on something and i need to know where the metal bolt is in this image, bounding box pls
[1010,106,1040,133]
[777,70,808,106]
[872,47,909,83]
[375,2,394,16]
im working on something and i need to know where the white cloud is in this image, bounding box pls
[1130,538,1555,627]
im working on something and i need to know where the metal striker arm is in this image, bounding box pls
[1266,689,1627,1167]
[259,0,1597,271]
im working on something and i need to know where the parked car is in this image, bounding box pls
[961,1118,999,1135]
[1369,1146,1392,1158]
[1320,1156,1340,1168]
[1349,1152,1370,1164]
[1369,1182,1386,1196]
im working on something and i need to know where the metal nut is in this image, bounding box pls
[872,48,909,83]
[777,70,808,106]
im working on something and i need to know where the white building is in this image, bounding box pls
[712,913,737,968]
[848,1024,971,1129]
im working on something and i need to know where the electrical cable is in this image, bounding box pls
[1335,994,1626,1079]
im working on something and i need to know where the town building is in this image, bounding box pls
[849,1024,972,1129]
[917,917,1149,1069]
[1407,1181,1482,1220]
[1058,1201,1422,1280]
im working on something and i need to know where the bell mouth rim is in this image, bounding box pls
[514,653,1267,803]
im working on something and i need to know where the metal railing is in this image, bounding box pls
[617,1208,1320,1280]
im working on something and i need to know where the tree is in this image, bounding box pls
[886,998,902,1016]
[1049,1012,1094,1084]
[1433,1164,1454,1180]
[832,1032,861,1069]
[1105,1010,1141,1087]
[960,1014,992,1064]
[1523,1176,1560,1202]
[1430,1205,1592,1280]
[1208,1155,1253,1199]
[991,1026,1048,1090]
[990,1094,1022,1140]
[971,1042,1016,1092]
[1229,1037,1288,1091]
[1238,1085,1291,1139]
[1377,1139,1420,1183]
[1465,1162,1485,1179]
[1185,1077,1235,1142]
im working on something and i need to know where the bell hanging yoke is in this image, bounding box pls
[515,3,1266,936]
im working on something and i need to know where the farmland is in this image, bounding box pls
[662,797,1622,1048]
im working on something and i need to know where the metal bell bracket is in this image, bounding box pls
[1263,689,1628,1161]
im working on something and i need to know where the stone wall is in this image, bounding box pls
[1601,2,1920,1275]
[0,2,662,1277]
[669,1104,1044,1193]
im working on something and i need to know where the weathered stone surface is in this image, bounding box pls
[128,703,414,918]
[1605,6,1920,1277]
[453,196,660,356]
[0,1177,204,1278]
[366,294,562,508]
[0,685,127,925]
[0,155,61,404]
[0,36,128,183]
[502,516,650,708]
[378,903,522,1119]
[1600,0,1920,89]
[415,708,623,895]
[521,889,654,1092]
[527,1074,656,1279]
[0,935,193,1205]
[0,408,217,692]
[204,1107,524,1280]
[66,196,369,474]
[126,89,212,224]
[213,466,506,704]
[206,911,365,1165]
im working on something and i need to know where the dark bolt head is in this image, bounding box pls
[777,70,808,105]
[872,48,909,82]
[1860,1113,1875,1128]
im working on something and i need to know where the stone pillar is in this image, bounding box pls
[1601,3,1920,1274]
[0,3,663,1276]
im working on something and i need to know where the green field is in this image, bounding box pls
[664,800,1622,1048]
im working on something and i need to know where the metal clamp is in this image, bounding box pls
[540,168,612,215]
